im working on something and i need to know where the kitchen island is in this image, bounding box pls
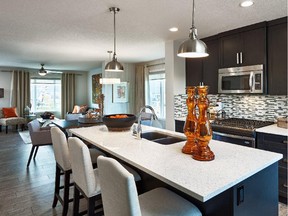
[70,125,282,216]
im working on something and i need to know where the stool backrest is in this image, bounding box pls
[97,156,141,216]
[51,127,71,171]
[68,137,98,197]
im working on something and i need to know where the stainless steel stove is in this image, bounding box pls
[211,118,274,147]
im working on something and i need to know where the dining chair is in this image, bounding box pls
[27,119,52,167]
[97,155,202,216]
[51,127,106,216]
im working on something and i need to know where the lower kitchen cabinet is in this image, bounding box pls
[257,132,288,203]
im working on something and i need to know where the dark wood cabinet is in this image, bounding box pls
[186,36,219,94]
[257,132,287,203]
[175,120,185,133]
[219,22,266,68]
[267,17,287,95]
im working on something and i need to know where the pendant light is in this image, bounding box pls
[105,7,124,72]
[101,51,121,84]
[177,0,209,58]
[38,64,47,76]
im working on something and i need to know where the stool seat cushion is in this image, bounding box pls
[139,187,202,216]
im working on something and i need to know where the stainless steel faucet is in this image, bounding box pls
[134,105,158,139]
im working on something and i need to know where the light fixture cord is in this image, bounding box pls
[192,0,195,28]
[113,9,116,59]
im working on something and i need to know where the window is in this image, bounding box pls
[148,72,166,119]
[30,78,61,113]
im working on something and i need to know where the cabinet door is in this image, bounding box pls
[203,38,219,94]
[219,33,241,68]
[185,58,203,87]
[267,18,287,95]
[242,27,266,66]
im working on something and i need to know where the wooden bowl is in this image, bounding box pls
[102,114,136,131]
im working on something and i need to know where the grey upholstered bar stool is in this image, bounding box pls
[51,127,105,216]
[97,155,202,216]
[67,137,141,216]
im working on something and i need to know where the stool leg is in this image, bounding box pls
[73,185,80,216]
[16,124,18,131]
[0,125,2,132]
[52,165,61,208]
[6,126,8,134]
[62,171,71,216]
[87,196,96,216]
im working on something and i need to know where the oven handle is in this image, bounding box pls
[213,131,255,141]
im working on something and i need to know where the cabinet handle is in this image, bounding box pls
[284,184,288,188]
[240,52,243,64]
[283,140,287,144]
[236,53,239,64]
[283,159,288,163]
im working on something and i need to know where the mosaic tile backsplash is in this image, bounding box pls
[174,94,287,122]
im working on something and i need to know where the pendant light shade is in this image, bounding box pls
[38,64,47,76]
[105,7,124,72]
[177,0,209,58]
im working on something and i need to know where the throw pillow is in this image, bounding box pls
[2,107,18,118]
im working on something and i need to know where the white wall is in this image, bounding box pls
[88,62,136,115]
[165,40,186,130]
[0,72,12,107]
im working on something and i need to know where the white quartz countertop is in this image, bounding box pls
[256,124,288,136]
[69,125,282,202]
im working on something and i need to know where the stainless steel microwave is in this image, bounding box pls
[218,64,264,94]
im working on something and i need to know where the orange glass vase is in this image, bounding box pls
[192,85,215,161]
[182,86,198,154]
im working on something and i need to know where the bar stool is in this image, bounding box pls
[51,127,105,216]
[68,137,142,216]
[97,155,202,216]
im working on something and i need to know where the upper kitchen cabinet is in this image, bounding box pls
[267,17,287,95]
[186,36,219,94]
[219,22,267,68]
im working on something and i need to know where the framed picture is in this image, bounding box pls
[92,74,102,103]
[113,82,129,103]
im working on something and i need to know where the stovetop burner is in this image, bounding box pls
[211,118,274,137]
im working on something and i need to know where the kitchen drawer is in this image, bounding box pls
[279,167,288,199]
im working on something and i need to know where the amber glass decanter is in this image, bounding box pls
[192,85,215,161]
[182,86,198,154]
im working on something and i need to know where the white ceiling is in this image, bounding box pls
[0,0,286,71]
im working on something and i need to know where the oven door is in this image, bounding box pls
[213,131,255,148]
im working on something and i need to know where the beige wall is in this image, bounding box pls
[0,71,12,107]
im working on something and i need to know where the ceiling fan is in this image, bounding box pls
[38,63,62,76]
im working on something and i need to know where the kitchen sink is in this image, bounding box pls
[141,131,168,140]
[141,131,186,145]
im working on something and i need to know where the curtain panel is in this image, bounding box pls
[135,65,146,114]
[61,73,76,118]
[10,70,30,117]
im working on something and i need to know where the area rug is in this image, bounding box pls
[18,131,31,144]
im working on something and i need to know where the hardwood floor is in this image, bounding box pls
[0,130,87,216]
[0,129,287,216]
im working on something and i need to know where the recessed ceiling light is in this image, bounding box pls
[169,27,178,32]
[240,0,254,7]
